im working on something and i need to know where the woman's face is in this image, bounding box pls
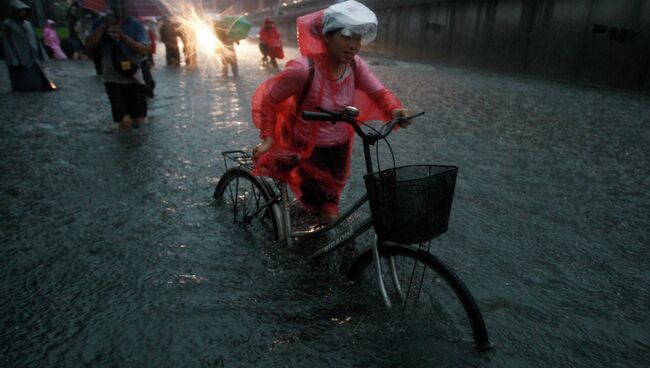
[325,30,362,64]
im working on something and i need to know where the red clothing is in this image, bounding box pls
[250,10,402,215]
[257,56,400,144]
[258,19,284,59]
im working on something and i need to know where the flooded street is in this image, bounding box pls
[1,41,649,367]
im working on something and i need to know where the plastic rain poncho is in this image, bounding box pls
[258,18,284,59]
[44,20,67,60]
[250,2,402,216]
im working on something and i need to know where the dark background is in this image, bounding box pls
[249,0,650,91]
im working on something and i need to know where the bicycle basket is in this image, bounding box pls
[364,165,458,244]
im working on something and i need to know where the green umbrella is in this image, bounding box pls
[217,15,252,41]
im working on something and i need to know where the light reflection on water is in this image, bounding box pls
[0,42,649,367]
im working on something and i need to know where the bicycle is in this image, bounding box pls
[213,106,491,351]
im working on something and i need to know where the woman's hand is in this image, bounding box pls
[252,136,274,159]
[108,25,124,41]
[392,108,414,128]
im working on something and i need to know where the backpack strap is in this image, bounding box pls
[350,57,358,78]
[296,57,315,111]
[296,56,358,111]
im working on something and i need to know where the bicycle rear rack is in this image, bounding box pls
[222,150,253,171]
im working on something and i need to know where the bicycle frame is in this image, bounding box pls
[279,182,373,260]
[219,149,373,260]
[221,110,419,303]
[217,110,492,350]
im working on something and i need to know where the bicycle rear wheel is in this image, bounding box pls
[347,243,491,351]
[214,167,281,242]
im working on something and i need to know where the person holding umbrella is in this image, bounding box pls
[215,23,238,77]
[214,15,252,77]
[85,0,151,133]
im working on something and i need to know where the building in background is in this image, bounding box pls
[215,0,309,14]
[243,0,650,92]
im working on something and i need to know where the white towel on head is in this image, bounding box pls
[322,0,378,45]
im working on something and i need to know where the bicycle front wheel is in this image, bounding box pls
[214,167,281,242]
[347,244,491,351]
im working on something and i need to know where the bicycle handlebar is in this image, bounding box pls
[301,111,334,121]
[301,106,425,144]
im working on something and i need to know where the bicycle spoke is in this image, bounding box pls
[348,245,487,348]
[215,168,280,242]
[388,256,404,301]
[233,176,240,224]
[402,255,419,312]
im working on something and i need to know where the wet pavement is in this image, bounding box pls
[1,41,649,367]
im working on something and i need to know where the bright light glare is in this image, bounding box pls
[160,1,235,69]
[191,15,218,53]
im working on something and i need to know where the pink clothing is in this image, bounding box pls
[44,25,67,60]
[260,55,400,146]
[250,8,403,215]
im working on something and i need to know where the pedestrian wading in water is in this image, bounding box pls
[85,0,151,133]
[1,0,56,92]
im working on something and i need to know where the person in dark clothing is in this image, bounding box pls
[180,26,196,68]
[88,11,103,75]
[66,0,85,60]
[158,16,181,66]
[85,0,151,132]
[139,20,157,97]
[140,58,155,98]
[1,0,55,92]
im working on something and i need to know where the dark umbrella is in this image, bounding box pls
[80,0,168,17]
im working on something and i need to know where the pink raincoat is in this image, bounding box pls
[43,20,67,60]
[251,9,402,215]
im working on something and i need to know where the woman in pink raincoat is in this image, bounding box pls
[43,19,67,60]
[251,0,413,224]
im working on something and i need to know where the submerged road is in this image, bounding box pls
[1,40,649,367]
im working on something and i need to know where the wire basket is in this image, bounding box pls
[364,165,458,244]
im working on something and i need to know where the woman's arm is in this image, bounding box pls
[253,58,310,158]
[259,58,310,137]
[117,30,151,55]
[354,56,412,125]
[354,57,402,113]
[108,21,151,56]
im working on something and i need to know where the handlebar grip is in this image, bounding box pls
[301,111,334,121]
[405,111,426,120]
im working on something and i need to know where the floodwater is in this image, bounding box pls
[1,41,649,367]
